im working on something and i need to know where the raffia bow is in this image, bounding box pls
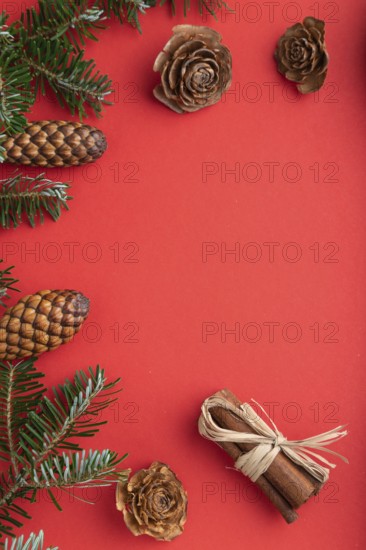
[198,396,348,483]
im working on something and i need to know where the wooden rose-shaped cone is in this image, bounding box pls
[0,289,89,360]
[274,17,329,94]
[153,25,232,113]
[116,462,187,541]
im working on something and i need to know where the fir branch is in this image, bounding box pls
[0,51,33,136]
[0,261,19,308]
[0,12,15,46]
[0,173,71,229]
[21,0,106,50]
[97,0,154,30]
[0,359,45,466]
[161,0,229,17]
[4,530,57,550]
[0,363,126,539]
[0,13,33,143]
[29,449,125,492]
[19,366,120,463]
[20,33,113,117]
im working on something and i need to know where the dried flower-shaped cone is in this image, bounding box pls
[275,17,329,94]
[0,290,89,360]
[153,25,232,113]
[116,462,188,541]
[3,121,107,167]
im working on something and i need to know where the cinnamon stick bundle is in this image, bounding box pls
[199,389,325,523]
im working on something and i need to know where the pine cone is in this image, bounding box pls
[116,462,188,541]
[0,290,89,361]
[3,121,107,167]
[153,25,232,113]
[274,17,329,94]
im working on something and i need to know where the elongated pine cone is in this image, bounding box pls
[2,121,107,167]
[0,290,89,360]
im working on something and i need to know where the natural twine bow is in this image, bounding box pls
[198,396,348,483]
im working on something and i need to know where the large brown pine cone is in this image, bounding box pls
[116,462,188,541]
[274,17,329,94]
[153,25,232,113]
[0,290,89,361]
[3,121,107,167]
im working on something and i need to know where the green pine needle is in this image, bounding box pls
[0,261,19,308]
[19,365,121,462]
[20,0,106,50]
[0,13,33,142]
[0,11,34,145]
[161,0,229,17]
[0,361,126,540]
[20,32,113,117]
[30,449,125,493]
[97,0,154,31]
[0,173,72,229]
[4,530,57,550]
[0,359,45,466]
[0,52,34,136]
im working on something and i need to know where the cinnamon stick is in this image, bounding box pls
[212,389,320,508]
[214,430,299,523]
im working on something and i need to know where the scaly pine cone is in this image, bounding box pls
[2,121,107,167]
[0,290,89,360]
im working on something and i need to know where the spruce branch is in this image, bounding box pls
[19,365,121,462]
[0,359,45,470]
[20,0,106,50]
[0,361,127,540]
[29,449,125,492]
[0,51,34,137]
[97,0,154,30]
[4,530,57,550]
[0,173,71,229]
[162,0,229,17]
[20,32,113,117]
[0,262,19,308]
[0,13,14,46]
[0,14,34,150]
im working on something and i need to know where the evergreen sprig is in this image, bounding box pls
[0,50,33,135]
[0,173,71,229]
[163,0,228,17]
[0,14,34,138]
[97,0,155,30]
[0,358,45,466]
[19,365,121,461]
[0,360,127,540]
[19,33,113,118]
[21,0,106,50]
[0,262,19,308]
[4,530,57,550]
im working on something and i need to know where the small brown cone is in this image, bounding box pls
[153,25,232,113]
[0,290,89,361]
[116,462,188,541]
[3,121,107,167]
[274,17,329,94]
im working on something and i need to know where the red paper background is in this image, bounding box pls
[1,1,365,548]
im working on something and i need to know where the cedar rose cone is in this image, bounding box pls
[153,25,232,113]
[274,17,329,94]
[116,462,188,541]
